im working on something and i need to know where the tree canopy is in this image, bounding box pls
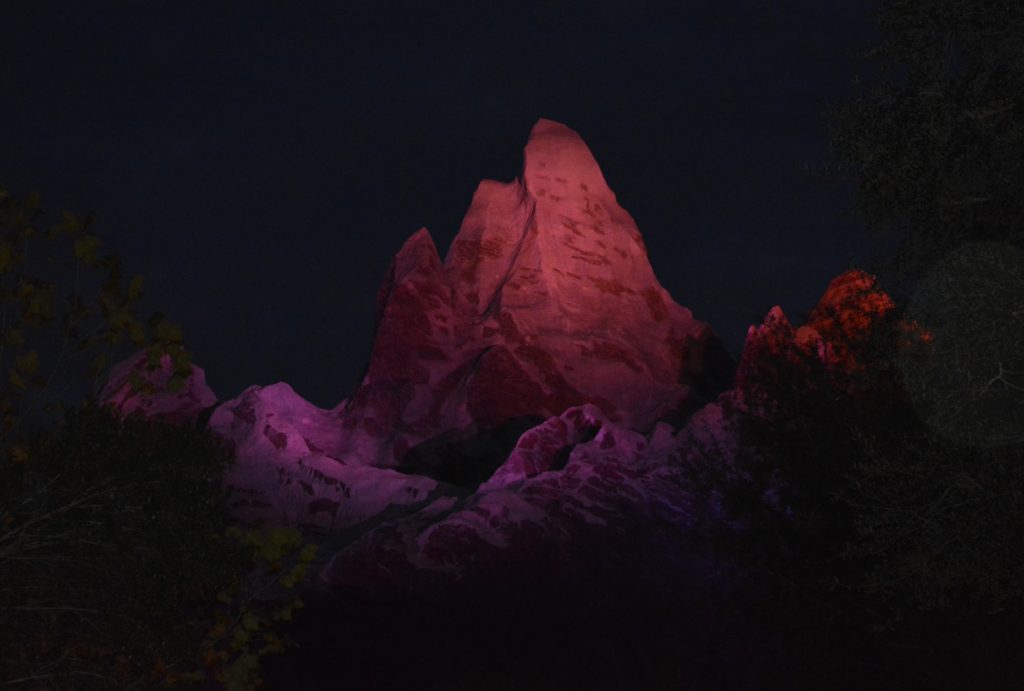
[824,0,1024,290]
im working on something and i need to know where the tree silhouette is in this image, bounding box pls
[823,0,1024,292]
[0,188,315,689]
[0,186,193,452]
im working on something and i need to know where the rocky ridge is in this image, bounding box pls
[99,118,733,532]
[96,122,923,582]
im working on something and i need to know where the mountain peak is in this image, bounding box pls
[522,119,614,204]
[100,121,725,475]
[339,119,721,467]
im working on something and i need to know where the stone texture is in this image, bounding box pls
[208,382,441,531]
[335,119,720,469]
[679,268,935,488]
[99,118,728,533]
[319,269,921,593]
[321,404,693,593]
[734,268,932,391]
[98,347,217,426]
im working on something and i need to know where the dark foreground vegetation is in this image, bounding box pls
[0,189,316,689]
[256,280,1023,690]
[4,0,1024,688]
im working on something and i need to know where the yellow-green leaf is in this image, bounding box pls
[58,211,80,235]
[128,322,146,345]
[231,628,250,649]
[8,369,27,391]
[0,240,14,273]
[15,350,38,375]
[128,275,143,301]
[15,281,34,300]
[281,563,308,588]
[127,371,147,394]
[108,305,133,331]
[73,234,100,265]
[90,354,108,378]
[8,442,29,464]
[145,347,163,368]
[24,289,53,323]
[241,611,260,632]
[155,320,183,343]
[171,347,190,369]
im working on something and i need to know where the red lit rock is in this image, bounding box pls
[337,119,717,468]
[734,269,917,387]
[805,269,896,373]
[734,305,806,389]
[99,119,725,532]
[678,269,925,483]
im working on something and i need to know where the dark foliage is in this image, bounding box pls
[681,298,1024,688]
[823,0,1024,289]
[0,187,193,446]
[0,401,250,688]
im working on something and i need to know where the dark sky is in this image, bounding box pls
[1,1,885,409]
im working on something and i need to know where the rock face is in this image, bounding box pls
[336,118,720,469]
[98,118,728,532]
[100,360,446,531]
[319,269,918,594]
[734,268,931,392]
[678,268,935,492]
[98,253,929,687]
[207,383,440,530]
[98,348,217,426]
[321,404,695,595]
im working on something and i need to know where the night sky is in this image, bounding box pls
[2,2,885,410]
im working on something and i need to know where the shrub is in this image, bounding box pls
[0,401,318,690]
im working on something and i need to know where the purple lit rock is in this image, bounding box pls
[99,361,445,530]
[98,348,217,426]
[99,118,734,534]
[322,404,691,592]
[320,271,915,590]
[208,382,440,530]
[479,402,676,491]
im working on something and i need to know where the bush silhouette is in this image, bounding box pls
[1,401,248,687]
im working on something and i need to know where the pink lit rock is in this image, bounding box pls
[208,382,440,530]
[98,119,730,534]
[320,269,919,592]
[322,404,692,591]
[337,119,720,469]
[98,347,217,426]
[479,402,670,491]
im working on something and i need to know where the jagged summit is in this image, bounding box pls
[521,118,617,204]
[443,118,657,323]
[340,118,722,468]
[99,119,731,528]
